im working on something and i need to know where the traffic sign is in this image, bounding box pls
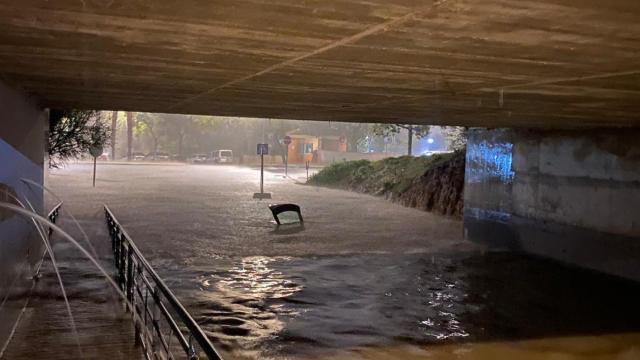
[89,145,103,158]
[254,143,271,199]
[257,143,269,155]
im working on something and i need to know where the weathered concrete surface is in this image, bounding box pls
[0,1,639,127]
[0,81,46,353]
[464,128,640,281]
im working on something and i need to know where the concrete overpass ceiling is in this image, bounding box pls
[0,0,638,127]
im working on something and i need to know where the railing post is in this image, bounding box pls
[151,286,161,353]
[126,245,134,309]
[110,223,115,251]
[119,237,126,290]
[134,318,142,346]
[188,334,198,360]
[134,265,143,346]
[114,231,120,269]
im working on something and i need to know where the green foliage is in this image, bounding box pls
[372,123,430,138]
[123,113,378,159]
[134,113,210,158]
[308,160,372,186]
[372,123,430,155]
[309,153,456,195]
[443,126,467,151]
[47,110,110,168]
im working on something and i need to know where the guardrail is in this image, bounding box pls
[104,205,223,360]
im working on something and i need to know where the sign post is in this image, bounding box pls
[253,143,271,199]
[305,160,310,181]
[283,135,292,177]
[89,145,103,187]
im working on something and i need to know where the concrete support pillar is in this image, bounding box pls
[464,128,640,281]
[0,81,47,350]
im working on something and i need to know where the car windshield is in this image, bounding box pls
[220,151,232,157]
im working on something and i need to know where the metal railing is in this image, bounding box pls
[47,202,62,236]
[29,201,64,285]
[104,205,223,360]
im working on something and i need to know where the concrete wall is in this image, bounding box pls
[464,128,640,281]
[0,81,47,352]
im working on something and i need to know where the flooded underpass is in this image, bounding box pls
[158,252,640,359]
[45,163,640,359]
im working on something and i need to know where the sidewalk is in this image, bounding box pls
[1,216,141,359]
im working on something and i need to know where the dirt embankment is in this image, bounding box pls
[308,151,465,217]
[393,152,465,216]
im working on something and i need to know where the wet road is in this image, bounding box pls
[46,163,640,359]
[47,163,465,258]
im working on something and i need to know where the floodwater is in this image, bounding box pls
[46,163,640,359]
[159,252,640,359]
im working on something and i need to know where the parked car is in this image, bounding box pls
[132,152,146,161]
[97,152,109,161]
[146,151,171,161]
[189,153,209,164]
[212,150,233,164]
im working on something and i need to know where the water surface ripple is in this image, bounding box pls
[157,252,640,359]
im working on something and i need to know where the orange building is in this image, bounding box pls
[285,133,347,164]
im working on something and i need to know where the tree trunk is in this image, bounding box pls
[126,112,133,160]
[110,111,117,160]
[407,126,413,156]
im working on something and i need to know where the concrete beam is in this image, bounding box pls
[0,1,638,127]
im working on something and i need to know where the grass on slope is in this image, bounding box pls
[308,153,456,195]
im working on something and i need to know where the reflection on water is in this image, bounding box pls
[168,256,304,356]
[271,223,306,235]
[159,251,640,359]
[217,257,301,300]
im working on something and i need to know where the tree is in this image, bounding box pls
[126,112,134,160]
[160,114,195,159]
[110,111,117,160]
[132,113,199,158]
[372,124,430,155]
[265,118,298,163]
[443,126,467,151]
[134,113,161,157]
[317,122,371,152]
[47,110,110,168]
[343,123,372,152]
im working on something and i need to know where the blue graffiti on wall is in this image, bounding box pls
[465,140,515,184]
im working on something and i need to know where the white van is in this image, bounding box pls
[212,150,233,164]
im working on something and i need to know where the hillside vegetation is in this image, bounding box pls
[308,152,465,216]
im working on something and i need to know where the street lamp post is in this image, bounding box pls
[283,135,291,177]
